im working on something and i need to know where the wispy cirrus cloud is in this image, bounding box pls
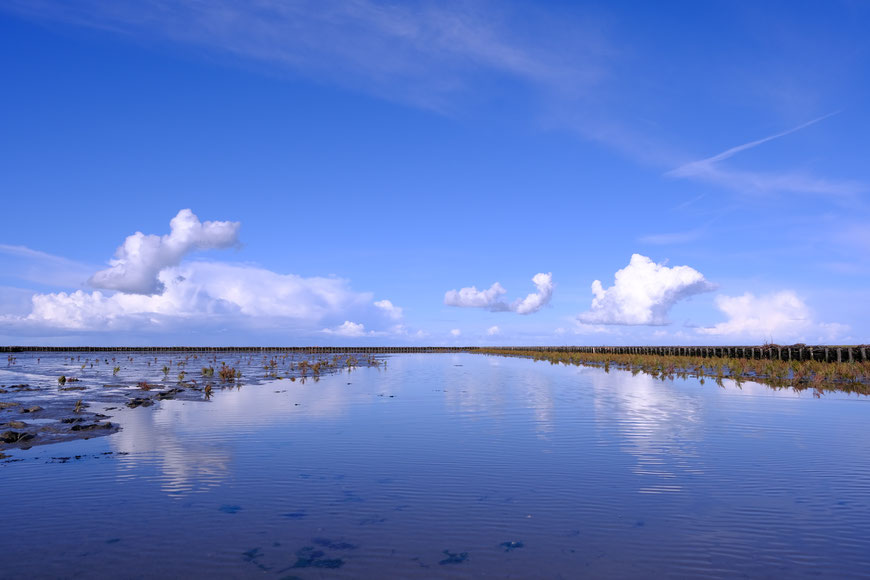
[10,0,859,201]
[6,2,863,207]
[4,0,606,113]
[0,244,96,288]
[638,229,705,245]
[666,112,864,197]
[671,113,838,174]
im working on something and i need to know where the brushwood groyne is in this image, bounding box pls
[1,345,868,363]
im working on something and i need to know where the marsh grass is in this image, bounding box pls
[478,349,870,395]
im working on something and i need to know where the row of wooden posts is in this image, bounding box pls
[2,345,868,363]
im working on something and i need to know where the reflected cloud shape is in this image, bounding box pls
[113,403,232,496]
[440,358,556,436]
[586,369,703,494]
[110,372,371,496]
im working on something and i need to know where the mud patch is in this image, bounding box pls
[439,550,469,565]
[289,546,344,569]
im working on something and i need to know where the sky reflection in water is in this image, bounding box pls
[3,353,869,578]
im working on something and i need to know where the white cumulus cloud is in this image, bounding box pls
[578,254,715,325]
[487,325,501,336]
[444,282,507,310]
[444,272,553,314]
[698,291,849,342]
[388,324,427,339]
[89,209,240,294]
[0,209,418,339]
[450,328,461,337]
[514,273,554,314]
[322,321,368,337]
[373,299,403,319]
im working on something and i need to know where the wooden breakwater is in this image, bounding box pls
[481,345,870,363]
[1,345,868,363]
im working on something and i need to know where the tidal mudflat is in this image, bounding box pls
[2,352,870,578]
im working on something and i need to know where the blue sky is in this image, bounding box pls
[1,0,868,346]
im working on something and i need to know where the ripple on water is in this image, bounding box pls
[2,352,870,578]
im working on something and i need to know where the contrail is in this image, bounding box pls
[668,111,840,177]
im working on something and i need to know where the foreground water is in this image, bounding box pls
[2,353,870,579]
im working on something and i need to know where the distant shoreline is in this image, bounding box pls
[2,344,869,363]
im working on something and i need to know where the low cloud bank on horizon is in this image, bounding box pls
[0,209,850,345]
[1,210,412,341]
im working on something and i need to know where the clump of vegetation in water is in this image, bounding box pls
[201,366,214,377]
[219,365,239,381]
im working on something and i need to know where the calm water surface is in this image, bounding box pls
[2,353,870,579]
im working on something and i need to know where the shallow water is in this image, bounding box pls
[2,353,870,579]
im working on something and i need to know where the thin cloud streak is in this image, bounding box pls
[666,111,864,197]
[0,244,96,288]
[638,229,704,245]
[671,111,840,173]
[5,2,862,200]
[4,0,605,113]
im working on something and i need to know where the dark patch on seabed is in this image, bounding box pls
[500,540,524,551]
[439,549,469,564]
[289,546,345,569]
[313,537,358,550]
[239,537,356,573]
